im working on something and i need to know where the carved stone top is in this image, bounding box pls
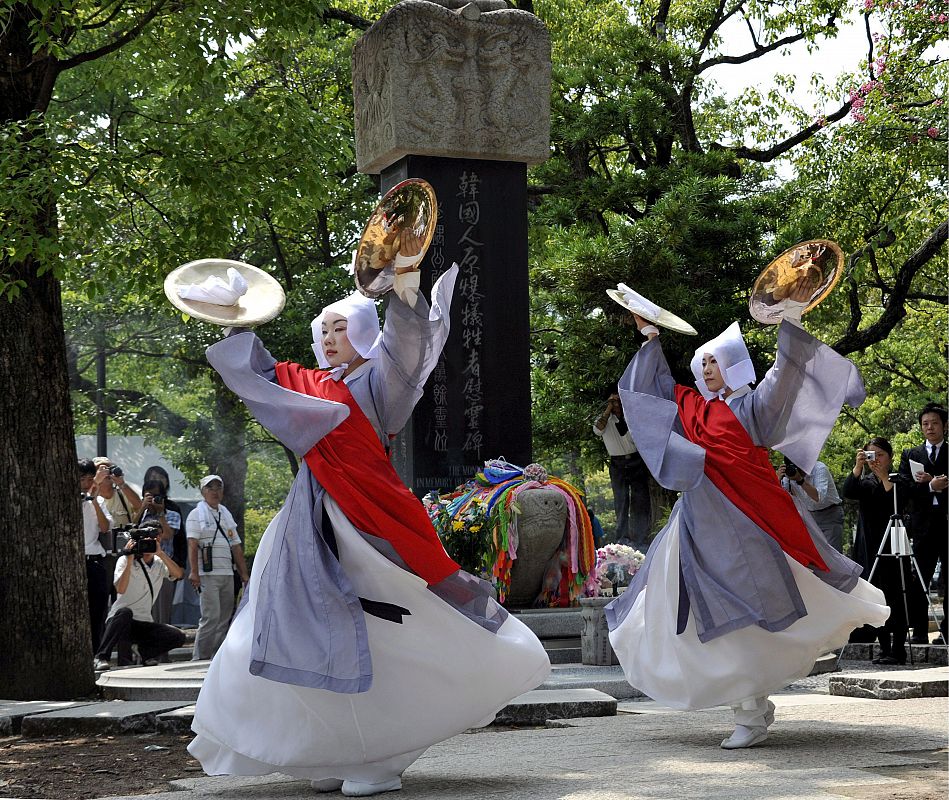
[352,0,551,174]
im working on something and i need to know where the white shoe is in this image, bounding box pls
[764,700,776,728]
[93,658,111,671]
[310,778,343,792]
[341,777,402,797]
[721,725,768,749]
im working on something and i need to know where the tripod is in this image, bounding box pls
[867,473,939,665]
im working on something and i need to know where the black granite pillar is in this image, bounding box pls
[381,155,532,496]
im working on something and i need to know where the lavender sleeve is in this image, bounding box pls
[372,265,458,434]
[617,337,706,493]
[206,331,350,456]
[743,321,866,474]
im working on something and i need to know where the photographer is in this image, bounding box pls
[136,478,182,628]
[92,456,142,528]
[777,457,844,552]
[594,390,651,548]
[842,439,907,664]
[187,475,249,661]
[93,523,185,670]
[80,458,113,651]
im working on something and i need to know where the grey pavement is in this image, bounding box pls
[96,688,947,800]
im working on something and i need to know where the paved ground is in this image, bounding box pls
[94,690,947,800]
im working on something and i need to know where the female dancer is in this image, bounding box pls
[188,265,550,795]
[605,297,889,749]
[842,439,909,664]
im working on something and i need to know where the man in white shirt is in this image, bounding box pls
[93,527,185,670]
[594,392,651,549]
[777,458,844,552]
[187,475,250,660]
[80,459,112,652]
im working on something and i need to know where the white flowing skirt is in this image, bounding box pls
[188,497,550,782]
[609,518,889,711]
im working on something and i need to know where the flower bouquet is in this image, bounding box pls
[593,543,645,596]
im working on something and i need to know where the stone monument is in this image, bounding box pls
[352,0,551,495]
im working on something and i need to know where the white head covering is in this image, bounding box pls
[689,321,756,400]
[310,291,382,369]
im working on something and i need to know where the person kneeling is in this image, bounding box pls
[94,526,185,670]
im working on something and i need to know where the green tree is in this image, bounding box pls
[0,0,371,699]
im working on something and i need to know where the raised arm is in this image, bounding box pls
[747,320,866,474]
[372,264,459,434]
[617,334,705,493]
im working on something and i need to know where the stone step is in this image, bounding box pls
[509,607,582,639]
[86,687,616,735]
[829,666,948,699]
[0,701,96,736]
[98,661,208,701]
[493,688,616,726]
[543,636,582,664]
[20,700,192,737]
[543,664,644,700]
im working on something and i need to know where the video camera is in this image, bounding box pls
[108,520,160,556]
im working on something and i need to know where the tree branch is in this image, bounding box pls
[717,99,851,162]
[832,220,949,355]
[322,7,372,30]
[58,0,169,72]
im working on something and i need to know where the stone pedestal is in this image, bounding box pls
[352,0,550,496]
[580,597,619,666]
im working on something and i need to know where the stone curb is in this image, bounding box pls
[829,667,948,700]
[19,700,192,737]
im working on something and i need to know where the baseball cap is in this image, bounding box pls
[200,474,224,490]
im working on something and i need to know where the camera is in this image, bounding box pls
[783,457,800,479]
[863,451,876,462]
[109,465,124,477]
[110,522,158,555]
[152,495,166,505]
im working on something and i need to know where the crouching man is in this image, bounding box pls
[94,525,186,670]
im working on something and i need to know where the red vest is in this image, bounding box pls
[275,361,460,585]
[675,385,828,572]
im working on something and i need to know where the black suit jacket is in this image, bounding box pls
[897,442,948,539]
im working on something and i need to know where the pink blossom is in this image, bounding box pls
[815,116,827,127]
[940,13,948,21]
[927,126,940,137]
[851,96,866,110]
[852,110,867,122]
[935,99,945,106]
[864,0,874,8]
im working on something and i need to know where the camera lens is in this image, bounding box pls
[109,465,123,477]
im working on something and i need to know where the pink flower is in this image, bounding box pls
[939,13,948,20]
[852,110,867,122]
[851,96,866,110]
[815,116,827,127]
[935,99,945,106]
[927,127,940,137]
[864,0,873,7]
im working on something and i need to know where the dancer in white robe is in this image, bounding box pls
[606,300,889,749]
[188,266,549,795]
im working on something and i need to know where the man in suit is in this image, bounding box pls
[897,403,948,645]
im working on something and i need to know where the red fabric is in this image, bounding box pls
[275,361,460,585]
[674,385,829,572]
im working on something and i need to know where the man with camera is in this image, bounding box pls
[777,457,844,552]
[93,522,186,670]
[80,458,113,651]
[187,475,249,661]
[92,456,142,527]
[594,391,651,549]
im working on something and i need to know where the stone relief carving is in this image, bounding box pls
[352,0,551,173]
